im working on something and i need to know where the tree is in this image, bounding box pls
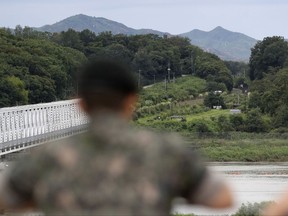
[79,29,96,45]
[0,76,28,107]
[230,114,245,131]
[206,81,227,92]
[224,61,249,77]
[59,29,83,50]
[26,75,56,104]
[273,105,288,128]
[244,108,268,133]
[249,68,288,115]
[217,115,233,132]
[14,25,23,37]
[249,36,288,80]
[204,92,226,109]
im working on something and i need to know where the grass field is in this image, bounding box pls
[184,135,288,162]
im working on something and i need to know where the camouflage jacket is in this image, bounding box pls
[1,113,214,215]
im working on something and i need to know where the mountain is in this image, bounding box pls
[37,14,168,36]
[36,15,257,62]
[180,26,257,62]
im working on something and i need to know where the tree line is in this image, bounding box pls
[0,26,234,107]
[0,27,85,107]
[248,36,288,131]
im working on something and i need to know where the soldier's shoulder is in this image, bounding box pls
[29,134,83,161]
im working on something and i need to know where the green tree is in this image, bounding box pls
[249,36,288,80]
[59,28,83,50]
[14,25,23,37]
[230,114,245,131]
[26,75,56,104]
[273,105,288,128]
[0,76,28,107]
[217,115,233,132]
[79,29,97,45]
[244,109,268,133]
[224,61,249,77]
[204,92,226,109]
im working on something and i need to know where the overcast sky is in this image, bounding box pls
[1,0,287,40]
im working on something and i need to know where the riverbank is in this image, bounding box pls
[183,134,288,162]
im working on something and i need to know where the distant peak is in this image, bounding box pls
[73,14,89,18]
[211,26,226,31]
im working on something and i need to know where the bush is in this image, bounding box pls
[244,108,269,133]
[217,115,234,132]
[204,92,226,109]
[232,202,274,216]
[230,114,245,131]
[190,122,214,138]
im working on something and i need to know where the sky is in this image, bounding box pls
[1,0,288,40]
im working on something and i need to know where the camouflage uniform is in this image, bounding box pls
[1,113,221,215]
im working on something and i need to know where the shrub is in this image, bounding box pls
[204,92,226,109]
[232,202,274,216]
[230,114,245,131]
[244,108,268,133]
[217,115,234,132]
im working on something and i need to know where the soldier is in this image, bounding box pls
[0,59,233,215]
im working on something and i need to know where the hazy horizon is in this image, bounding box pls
[1,0,288,40]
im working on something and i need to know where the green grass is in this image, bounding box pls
[140,76,207,106]
[137,75,288,162]
[186,136,288,162]
[137,109,229,125]
[185,109,230,121]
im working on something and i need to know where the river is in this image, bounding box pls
[173,162,288,215]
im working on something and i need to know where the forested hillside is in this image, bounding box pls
[0,28,86,107]
[134,36,288,135]
[0,26,233,107]
[49,28,233,89]
[248,36,288,130]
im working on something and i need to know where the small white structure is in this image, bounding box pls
[230,109,241,114]
[214,90,222,95]
[213,106,222,110]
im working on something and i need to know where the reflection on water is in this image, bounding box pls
[173,162,288,216]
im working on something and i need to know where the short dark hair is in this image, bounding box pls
[78,59,138,111]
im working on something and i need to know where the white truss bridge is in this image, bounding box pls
[0,99,89,156]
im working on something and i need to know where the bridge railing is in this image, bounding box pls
[0,99,89,156]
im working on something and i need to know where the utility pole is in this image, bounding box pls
[191,51,194,75]
[138,69,141,88]
[154,73,156,84]
[167,63,171,83]
[237,94,240,105]
[163,75,168,100]
[173,72,175,83]
[164,77,167,92]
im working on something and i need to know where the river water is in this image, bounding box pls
[173,162,288,215]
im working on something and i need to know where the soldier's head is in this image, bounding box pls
[78,59,139,119]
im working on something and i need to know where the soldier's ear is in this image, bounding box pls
[122,94,138,119]
[79,99,89,114]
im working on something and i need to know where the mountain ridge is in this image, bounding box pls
[37,14,168,36]
[180,26,257,62]
[36,14,257,62]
